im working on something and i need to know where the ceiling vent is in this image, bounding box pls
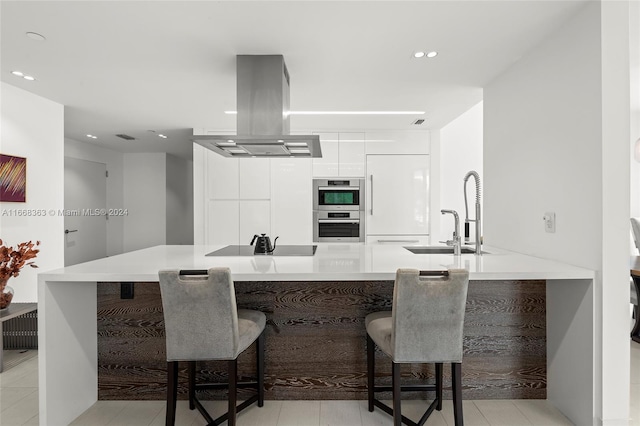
[116,134,136,140]
[411,119,425,126]
[193,55,321,158]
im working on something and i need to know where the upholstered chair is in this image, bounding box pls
[366,268,469,426]
[158,268,266,426]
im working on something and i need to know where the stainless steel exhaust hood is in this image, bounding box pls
[193,55,322,158]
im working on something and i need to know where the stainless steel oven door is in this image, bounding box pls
[313,179,364,211]
[313,211,364,242]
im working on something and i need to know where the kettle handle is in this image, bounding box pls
[270,236,279,251]
[250,234,259,246]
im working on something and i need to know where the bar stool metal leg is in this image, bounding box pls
[367,335,375,412]
[188,361,196,410]
[228,359,238,426]
[452,363,463,426]
[436,362,443,411]
[392,362,402,426]
[165,361,178,426]
[257,331,265,406]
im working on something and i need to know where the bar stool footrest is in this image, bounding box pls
[372,398,438,426]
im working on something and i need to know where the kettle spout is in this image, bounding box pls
[250,234,259,246]
[269,236,279,252]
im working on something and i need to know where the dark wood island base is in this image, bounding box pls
[97,280,546,401]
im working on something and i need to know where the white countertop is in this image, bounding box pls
[38,243,594,282]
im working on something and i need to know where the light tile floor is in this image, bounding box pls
[1,344,639,425]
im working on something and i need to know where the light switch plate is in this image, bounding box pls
[543,212,556,233]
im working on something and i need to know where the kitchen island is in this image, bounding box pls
[38,244,594,425]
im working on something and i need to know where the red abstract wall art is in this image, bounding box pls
[0,154,27,202]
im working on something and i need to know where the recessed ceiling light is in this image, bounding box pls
[413,51,426,58]
[11,71,24,77]
[23,75,35,81]
[158,134,168,139]
[86,134,97,139]
[426,51,438,58]
[25,32,46,42]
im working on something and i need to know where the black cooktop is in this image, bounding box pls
[206,245,317,257]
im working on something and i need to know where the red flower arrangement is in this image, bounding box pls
[0,239,40,309]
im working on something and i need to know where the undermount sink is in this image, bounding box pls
[404,246,488,254]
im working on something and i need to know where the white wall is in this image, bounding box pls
[64,138,124,256]
[0,82,64,302]
[484,2,630,424]
[123,153,166,252]
[166,153,193,245]
[438,102,483,243]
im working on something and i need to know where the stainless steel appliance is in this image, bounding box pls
[313,178,364,211]
[312,178,365,242]
[313,211,364,242]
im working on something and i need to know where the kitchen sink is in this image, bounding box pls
[404,246,488,254]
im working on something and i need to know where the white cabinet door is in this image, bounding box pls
[207,200,239,245]
[270,158,313,244]
[239,158,270,199]
[207,150,239,199]
[240,200,271,243]
[365,131,430,155]
[339,132,365,177]
[312,132,339,177]
[366,154,429,236]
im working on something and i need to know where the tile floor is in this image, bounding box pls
[1,343,639,425]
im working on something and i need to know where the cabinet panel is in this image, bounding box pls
[239,158,270,199]
[240,200,271,242]
[312,132,339,177]
[270,158,313,244]
[366,154,429,236]
[339,132,365,177]
[365,131,430,155]
[207,200,239,245]
[207,150,239,199]
[365,235,430,245]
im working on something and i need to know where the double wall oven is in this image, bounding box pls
[313,179,365,242]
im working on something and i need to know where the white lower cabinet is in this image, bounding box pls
[366,154,429,238]
[240,200,271,243]
[270,158,312,244]
[207,200,239,245]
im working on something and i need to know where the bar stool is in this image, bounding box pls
[158,268,266,426]
[366,268,469,426]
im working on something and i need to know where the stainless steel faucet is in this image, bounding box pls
[441,209,461,256]
[463,170,482,256]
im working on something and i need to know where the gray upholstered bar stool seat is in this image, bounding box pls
[366,268,469,426]
[159,268,266,426]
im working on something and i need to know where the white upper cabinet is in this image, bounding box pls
[366,154,429,236]
[239,158,270,199]
[365,131,429,155]
[312,132,339,177]
[207,199,239,245]
[312,132,365,178]
[338,132,365,177]
[207,150,239,200]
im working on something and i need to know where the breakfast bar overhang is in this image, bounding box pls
[37,244,595,426]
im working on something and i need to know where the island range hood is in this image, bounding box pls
[193,55,322,158]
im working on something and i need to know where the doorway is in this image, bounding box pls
[64,157,107,266]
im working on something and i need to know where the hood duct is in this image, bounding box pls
[193,55,322,158]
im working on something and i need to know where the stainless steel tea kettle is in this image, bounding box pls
[250,233,278,255]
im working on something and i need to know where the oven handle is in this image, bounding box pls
[318,219,360,224]
[317,186,360,191]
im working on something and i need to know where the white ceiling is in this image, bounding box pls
[0,1,588,159]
